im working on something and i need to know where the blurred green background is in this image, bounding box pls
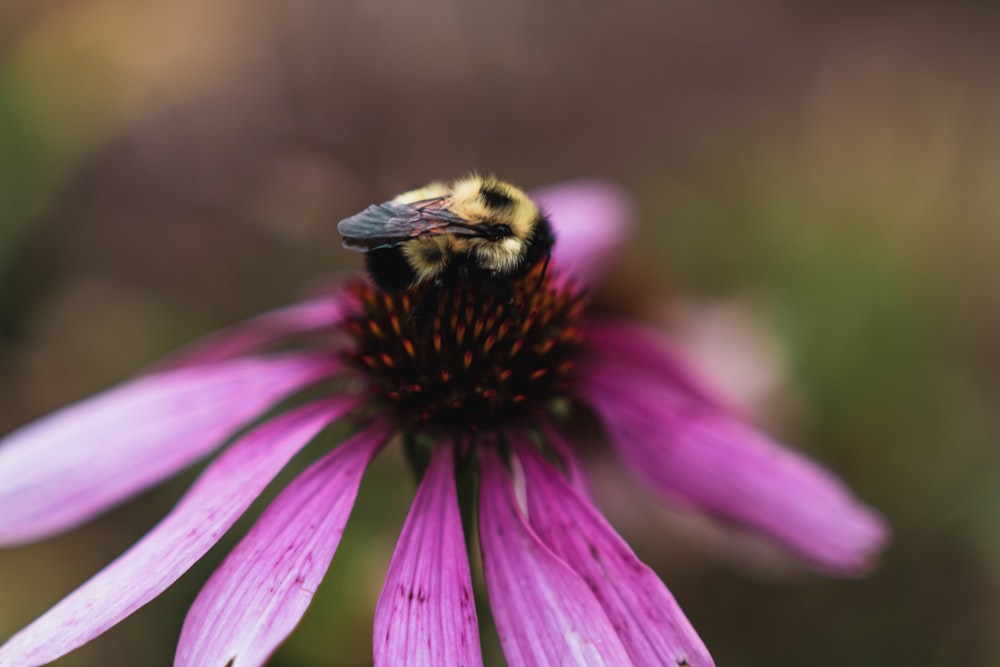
[1,1,999,665]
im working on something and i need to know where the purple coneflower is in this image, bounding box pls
[0,181,888,667]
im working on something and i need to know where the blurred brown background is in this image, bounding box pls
[2,1,999,665]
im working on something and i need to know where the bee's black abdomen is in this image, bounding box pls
[365,247,416,292]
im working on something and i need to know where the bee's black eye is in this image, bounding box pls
[480,185,514,211]
[490,224,512,240]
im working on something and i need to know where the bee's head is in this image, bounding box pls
[446,176,542,274]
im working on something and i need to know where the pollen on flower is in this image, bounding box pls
[342,264,586,432]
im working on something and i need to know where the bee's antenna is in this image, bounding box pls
[536,251,552,290]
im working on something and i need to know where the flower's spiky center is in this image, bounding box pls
[343,265,586,432]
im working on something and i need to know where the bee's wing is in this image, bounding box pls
[338,197,481,251]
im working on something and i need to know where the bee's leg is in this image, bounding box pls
[506,301,522,326]
[488,271,522,324]
[489,271,515,304]
[410,279,444,326]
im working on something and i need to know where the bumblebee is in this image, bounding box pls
[338,175,554,293]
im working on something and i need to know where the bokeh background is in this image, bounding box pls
[2,1,999,665]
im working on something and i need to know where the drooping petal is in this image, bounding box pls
[582,319,730,412]
[160,292,352,368]
[0,398,355,667]
[539,421,595,501]
[176,420,389,667]
[516,443,714,667]
[0,354,338,546]
[577,357,889,575]
[532,181,633,286]
[374,443,482,667]
[478,447,632,667]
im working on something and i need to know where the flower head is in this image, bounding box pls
[0,179,888,667]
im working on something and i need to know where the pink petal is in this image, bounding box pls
[532,181,633,286]
[374,443,482,667]
[176,421,389,667]
[0,354,338,546]
[160,292,352,368]
[478,447,633,667]
[578,362,889,575]
[0,398,355,666]
[517,444,714,667]
[582,319,730,412]
[539,421,595,502]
